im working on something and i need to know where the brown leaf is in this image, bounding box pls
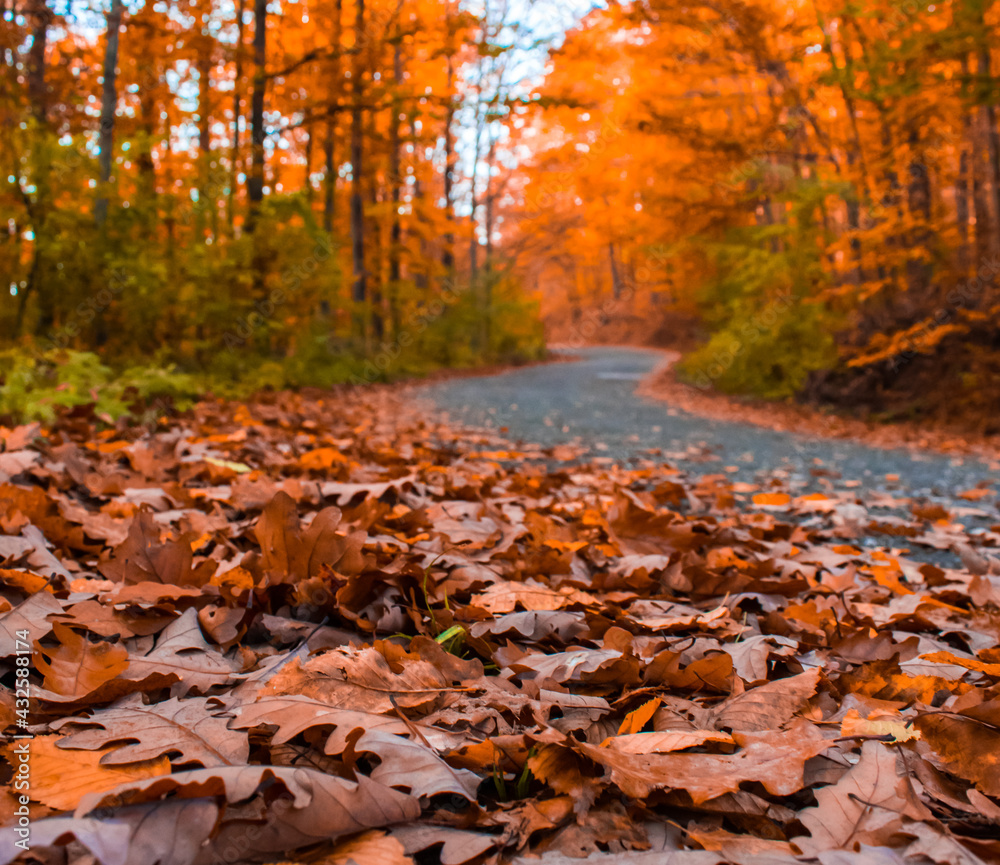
[579,719,832,802]
[123,607,239,697]
[34,623,129,699]
[795,740,929,854]
[914,705,1000,797]
[262,646,454,713]
[253,491,367,585]
[606,729,734,754]
[391,825,498,865]
[2,735,171,811]
[228,694,415,754]
[52,694,248,767]
[0,590,62,650]
[98,508,215,586]
[471,580,597,614]
[0,799,219,865]
[353,730,481,799]
[75,767,421,850]
[706,668,823,733]
[325,829,414,865]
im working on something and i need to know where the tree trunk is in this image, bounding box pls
[227,0,245,232]
[323,122,336,233]
[196,33,212,239]
[905,126,932,303]
[442,51,456,273]
[389,38,403,338]
[608,242,624,300]
[979,44,1000,267]
[366,105,383,342]
[350,0,367,326]
[323,0,343,236]
[137,87,157,207]
[246,0,266,234]
[247,0,267,305]
[17,0,52,337]
[95,0,124,227]
[27,0,49,123]
[973,107,992,267]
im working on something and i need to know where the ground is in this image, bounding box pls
[0,352,999,865]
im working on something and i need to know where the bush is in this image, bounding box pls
[0,349,204,424]
[679,175,842,399]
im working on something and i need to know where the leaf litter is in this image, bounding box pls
[0,387,999,864]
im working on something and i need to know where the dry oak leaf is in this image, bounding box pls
[901,819,997,865]
[324,829,413,865]
[919,651,1000,677]
[836,659,970,705]
[527,740,601,817]
[228,695,416,754]
[353,730,481,800]
[298,446,351,471]
[579,719,832,802]
[253,491,367,586]
[52,694,249,767]
[606,729,735,755]
[913,704,1000,797]
[471,580,597,614]
[469,610,587,643]
[261,645,455,713]
[0,567,49,594]
[618,698,661,735]
[2,735,171,812]
[123,607,239,697]
[0,799,219,865]
[263,830,413,865]
[391,825,498,865]
[74,767,421,848]
[34,623,129,699]
[752,492,792,508]
[795,740,931,855]
[98,508,215,587]
[840,709,920,744]
[504,648,632,685]
[721,634,799,683]
[319,475,419,506]
[704,667,823,733]
[0,590,62,652]
[684,827,797,860]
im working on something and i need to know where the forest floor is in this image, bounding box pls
[638,350,1000,463]
[1,361,999,865]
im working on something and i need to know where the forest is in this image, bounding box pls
[1,0,550,419]
[5,0,1000,428]
[4,2,1000,865]
[518,0,1000,427]
[0,0,1000,432]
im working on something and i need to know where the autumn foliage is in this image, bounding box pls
[1,390,1000,863]
[508,0,1000,426]
[1,0,543,393]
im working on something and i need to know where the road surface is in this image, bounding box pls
[421,346,999,564]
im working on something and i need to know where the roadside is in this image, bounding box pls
[639,350,1000,464]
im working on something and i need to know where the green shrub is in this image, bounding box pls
[0,348,204,424]
[679,174,842,399]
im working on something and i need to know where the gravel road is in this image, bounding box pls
[421,346,1000,564]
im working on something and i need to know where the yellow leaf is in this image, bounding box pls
[3,737,171,811]
[299,447,349,470]
[920,652,1000,677]
[840,709,919,743]
[618,698,661,735]
[752,493,791,508]
[203,456,252,473]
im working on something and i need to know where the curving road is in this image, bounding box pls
[421,346,999,562]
